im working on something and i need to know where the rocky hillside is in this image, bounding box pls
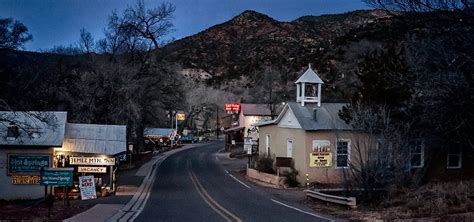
[158,10,394,85]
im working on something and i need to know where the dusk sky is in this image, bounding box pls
[0,0,370,51]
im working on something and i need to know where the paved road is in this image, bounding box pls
[135,141,332,222]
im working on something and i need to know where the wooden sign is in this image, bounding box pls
[275,157,293,167]
[12,175,40,185]
[70,157,115,166]
[8,154,51,175]
[78,166,107,173]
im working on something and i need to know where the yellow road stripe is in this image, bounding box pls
[187,161,242,222]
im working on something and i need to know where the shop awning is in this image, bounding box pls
[60,123,126,155]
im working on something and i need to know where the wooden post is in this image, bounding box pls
[109,166,114,192]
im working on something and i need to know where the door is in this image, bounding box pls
[287,139,293,158]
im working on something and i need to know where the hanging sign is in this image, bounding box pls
[309,140,332,167]
[78,166,107,173]
[79,175,97,200]
[8,154,51,175]
[70,157,115,166]
[12,175,41,185]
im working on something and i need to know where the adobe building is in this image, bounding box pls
[257,66,367,185]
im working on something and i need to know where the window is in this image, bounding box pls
[336,139,350,168]
[447,146,462,169]
[410,141,424,168]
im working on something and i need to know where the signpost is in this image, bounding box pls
[79,175,97,200]
[40,168,74,186]
[244,137,253,167]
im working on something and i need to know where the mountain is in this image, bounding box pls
[157,10,394,85]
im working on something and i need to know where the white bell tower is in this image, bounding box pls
[295,64,324,107]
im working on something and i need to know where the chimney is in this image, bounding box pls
[313,108,318,122]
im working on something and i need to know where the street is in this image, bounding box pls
[135,141,331,222]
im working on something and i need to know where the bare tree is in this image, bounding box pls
[79,28,94,53]
[0,17,33,50]
[122,0,175,50]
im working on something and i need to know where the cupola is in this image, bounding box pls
[295,64,323,107]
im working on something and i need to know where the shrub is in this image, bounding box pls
[255,155,275,174]
[283,168,299,188]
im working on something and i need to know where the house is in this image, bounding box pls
[0,111,67,200]
[224,103,282,151]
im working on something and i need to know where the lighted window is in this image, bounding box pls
[447,146,462,169]
[410,141,424,168]
[336,139,350,168]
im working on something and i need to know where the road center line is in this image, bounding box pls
[228,173,251,189]
[188,161,242,222]
[270,199,334,221]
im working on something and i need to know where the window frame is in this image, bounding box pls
[446,145,462,169]
[410,141,424,169]
[335,139,351,169]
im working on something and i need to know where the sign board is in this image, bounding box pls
[8,154,51,175]
[128,144,133,151]
[244,137,252,153]
[231,140,235,145]
[176,113,185,121]
[276,157,293,167]
[224,103,240,112]
[40,168,74,186]
[70,157,115,166]
[79,175,97,200]
[12,175,40,185]
[310,140,332,167]
[78,166,107,173]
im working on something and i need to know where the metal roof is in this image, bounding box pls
[258,102,352,131]
[61,123,126,155]
[241,103,283,116]
[295,66,324,84]
[144,128,173,137]
[0,111,67,147]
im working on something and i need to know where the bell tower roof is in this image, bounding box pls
[295,64,324,84]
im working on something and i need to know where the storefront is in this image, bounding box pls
[53,123,126,196]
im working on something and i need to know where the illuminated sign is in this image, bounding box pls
[12,175,40,185]
[70,157,115,166]
[177,113,185,121]
[224,103,240,111]
[78,167,107,173]
[309,140,333,167]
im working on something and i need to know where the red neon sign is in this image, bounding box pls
[224,103,240,111]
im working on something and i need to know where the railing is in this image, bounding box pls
[304,189,357,209]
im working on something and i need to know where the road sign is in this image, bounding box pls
[40,168,74,186]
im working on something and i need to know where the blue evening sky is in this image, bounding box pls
[0,0,370,51]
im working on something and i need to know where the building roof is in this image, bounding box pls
[258,102,352,131]
[241,103,283,116]
[144,128,173,137]
[0,111,67,147]
[61,123,126,155]
[295,66,324,84]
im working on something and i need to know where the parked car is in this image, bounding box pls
[180,135,198,143]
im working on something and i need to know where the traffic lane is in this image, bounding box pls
[191,142,330,222]
[135,143,225,222]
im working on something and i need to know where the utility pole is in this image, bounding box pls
[216,105,219,140]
